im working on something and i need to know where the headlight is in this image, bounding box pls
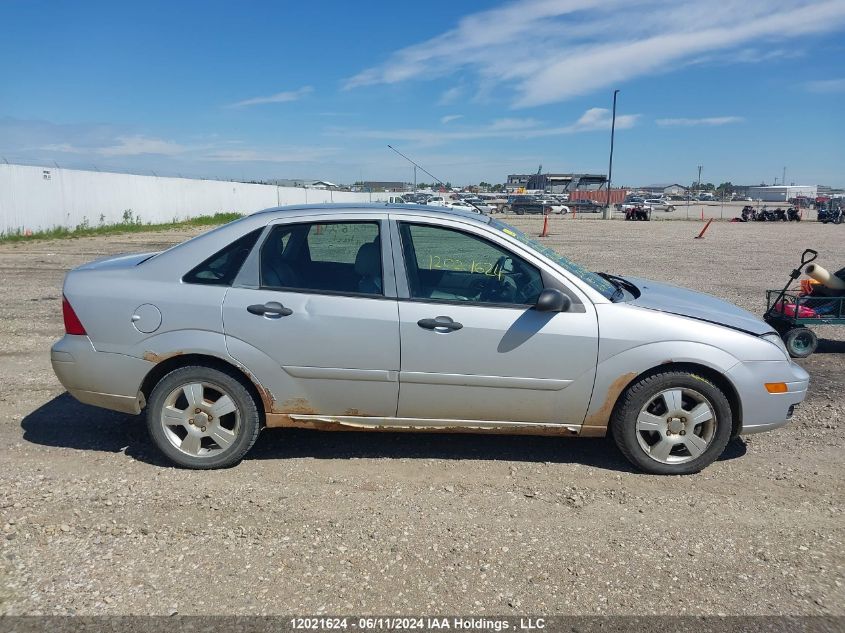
[762,333,789,358]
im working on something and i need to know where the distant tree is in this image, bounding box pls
[445,181,452,190]
[716,181,734,198]
[491,183,503,193]
[478,181,492,191]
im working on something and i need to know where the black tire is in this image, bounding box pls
[501,205,511,214]
[514,208,525,215]
[783,327,817,358]
[610,371,733,475]
[146,365,262,469]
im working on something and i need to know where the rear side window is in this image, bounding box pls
[183,228,262,286]
[260,221,383,296]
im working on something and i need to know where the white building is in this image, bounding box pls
[748,185,817,202]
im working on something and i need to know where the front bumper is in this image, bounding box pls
[727,360,810,434]
[51,335,152,414]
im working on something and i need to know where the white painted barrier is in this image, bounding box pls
[0,164,392,234]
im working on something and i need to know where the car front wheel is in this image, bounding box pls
[610,371,732,474]
[147,365,262,469]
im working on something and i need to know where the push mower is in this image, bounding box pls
[764,249,845,358]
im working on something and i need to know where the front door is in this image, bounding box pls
[223,219,400,417]
[394,220,598,425]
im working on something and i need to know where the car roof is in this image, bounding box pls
[250,202,491,226]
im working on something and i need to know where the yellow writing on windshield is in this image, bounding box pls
[427,255,504,280]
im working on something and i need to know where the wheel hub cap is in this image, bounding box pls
[667,417,684,434]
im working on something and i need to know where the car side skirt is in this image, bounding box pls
[265,413,591,436]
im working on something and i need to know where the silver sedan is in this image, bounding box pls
[51,204,809,473]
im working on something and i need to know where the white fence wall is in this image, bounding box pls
[0,164,392,234]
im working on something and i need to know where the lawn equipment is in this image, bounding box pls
[764,249,845,358]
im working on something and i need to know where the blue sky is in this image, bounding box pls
[1,0,844,186]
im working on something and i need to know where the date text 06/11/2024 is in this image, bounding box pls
[289,618,547,631]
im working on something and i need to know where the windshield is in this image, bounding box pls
[490,218,617,299]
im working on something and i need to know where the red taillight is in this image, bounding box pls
[62,295,87,335]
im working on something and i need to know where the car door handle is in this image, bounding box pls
[417,316,463,331]
[247,302,293,318]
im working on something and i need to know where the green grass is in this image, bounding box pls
[0,212,243,244]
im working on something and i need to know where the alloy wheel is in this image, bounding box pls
[634,388,717,465]
[160,381,241,458]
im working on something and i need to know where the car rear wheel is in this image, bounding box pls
[514,208,525,215]
[147,365,261,469]
[610,371,732,475]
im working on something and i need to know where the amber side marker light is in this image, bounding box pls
[765,382,788,394]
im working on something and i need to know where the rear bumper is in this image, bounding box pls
[727,360,810,434]
[51,335,152,414]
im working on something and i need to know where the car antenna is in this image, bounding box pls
[386,144,484,215]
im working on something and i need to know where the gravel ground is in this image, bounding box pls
[0,218,843,616]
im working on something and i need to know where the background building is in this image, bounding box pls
[505,172,607,194]
[747,185,817,202]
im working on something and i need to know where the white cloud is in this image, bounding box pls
[804,78,845,93]
[328,107,638,146]
[437,85,464,105]
[201,146,337,163]
[440,114,464,124]
[656,116,745,127]
[343,0,845,107]
[226,86,314,108]
[96,135,189,156]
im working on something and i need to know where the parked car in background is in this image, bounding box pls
[645,198,676,212]
[618,201,653,214]
[569,199,605,213]
[51,203,809,474]
[462,197,495,214]
[535,198,570,215]
[502,195,553,215]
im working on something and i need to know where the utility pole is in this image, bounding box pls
[783,166,787,187]
[605,89,620,215]
[697,165,702,194]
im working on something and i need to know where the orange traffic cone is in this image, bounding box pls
[540,214,549,237]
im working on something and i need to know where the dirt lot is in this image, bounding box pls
[0,218,843,616]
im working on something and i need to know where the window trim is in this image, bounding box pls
[395,220,546,308]
[249,219,394,299]
[181,227,264,287]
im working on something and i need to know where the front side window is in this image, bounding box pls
[399,223,543,305]
[183,228,263,286]
[489,219,617,299]
[260,221,383,296]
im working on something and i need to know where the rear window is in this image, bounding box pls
[183,228,262,286]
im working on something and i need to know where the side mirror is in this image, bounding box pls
[535,288,571,312]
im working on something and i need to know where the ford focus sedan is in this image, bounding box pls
[51,204,809,474]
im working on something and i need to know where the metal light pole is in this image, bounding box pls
[605,89,620,216]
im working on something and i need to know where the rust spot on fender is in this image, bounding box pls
[142,350,183,363]
[580,371,638,436]
[237,368,275,414]
[344,408,374,416]
[277,397,317,415]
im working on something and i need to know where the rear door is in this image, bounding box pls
[391,217,599,425]
[223,216,400,417]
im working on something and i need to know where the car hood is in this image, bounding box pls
[625,276,773,336]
